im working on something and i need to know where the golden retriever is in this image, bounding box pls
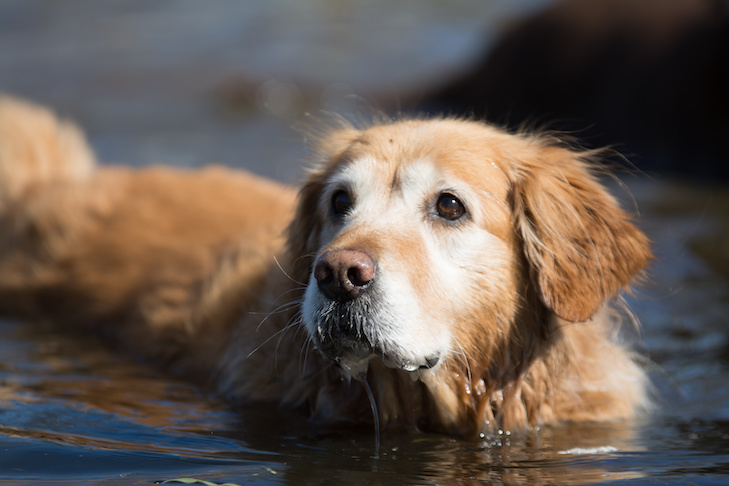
[0,96,652,438]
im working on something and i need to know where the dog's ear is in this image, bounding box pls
[513,143,652,322]
[287,127,359,281]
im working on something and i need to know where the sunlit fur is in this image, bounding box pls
[0,96,652,438]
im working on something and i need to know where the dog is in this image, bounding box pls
[0,96,652,438]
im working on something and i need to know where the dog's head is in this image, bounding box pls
[288,118,651,380]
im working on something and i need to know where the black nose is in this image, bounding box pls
[314,249,376,301]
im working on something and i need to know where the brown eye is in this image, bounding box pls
[436,193,465,220]
[331,190,353,217]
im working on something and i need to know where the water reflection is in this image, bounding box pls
[0,317,663,485]
[0,320,651,484]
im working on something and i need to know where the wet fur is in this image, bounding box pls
[0,96,651,437]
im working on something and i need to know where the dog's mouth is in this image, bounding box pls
[320,343,441,380]
[311,302,441,378]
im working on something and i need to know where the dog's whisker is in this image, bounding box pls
[298,360,335,382]
[298,332,317,379]
[292,252,317,271]
[273,312,305,369]
[273,255,307,286]
[252,285,306,311]
[248,300,300,317]
[297,330,308,377]
[254,299,302,332]
[454,339,473,386]
[247,320,300,359]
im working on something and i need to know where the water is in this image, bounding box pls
[1,1,728,484]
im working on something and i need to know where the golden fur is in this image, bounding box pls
[0,96,652,438]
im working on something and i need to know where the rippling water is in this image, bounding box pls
[1,1,728,484]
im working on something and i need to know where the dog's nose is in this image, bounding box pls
[314,249,375,301]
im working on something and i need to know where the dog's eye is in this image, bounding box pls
[331,190,353,217]
[436,193,465,220]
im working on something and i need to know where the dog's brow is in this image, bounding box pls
[480,188,510,216]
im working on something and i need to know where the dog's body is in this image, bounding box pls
[0,97,651,437]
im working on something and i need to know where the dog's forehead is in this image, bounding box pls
[335,119,513,200]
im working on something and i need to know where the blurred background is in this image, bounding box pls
[2,0,727,181]
[1,1,729,484]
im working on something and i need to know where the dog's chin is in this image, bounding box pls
[316,334,373,379]
[327,350,440,383]
[305,294,443,379]
[315,333,442,381]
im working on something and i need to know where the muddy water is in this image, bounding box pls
[1,1,729,484]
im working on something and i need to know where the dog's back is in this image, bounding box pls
[0,97,295,373]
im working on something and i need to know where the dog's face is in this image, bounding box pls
[290,118,650,380]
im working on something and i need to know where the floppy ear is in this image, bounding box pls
[513,144,652,322]
[287,127,360,282]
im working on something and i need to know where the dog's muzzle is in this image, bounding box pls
[311,248,440,375]
[312,248,376,363]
